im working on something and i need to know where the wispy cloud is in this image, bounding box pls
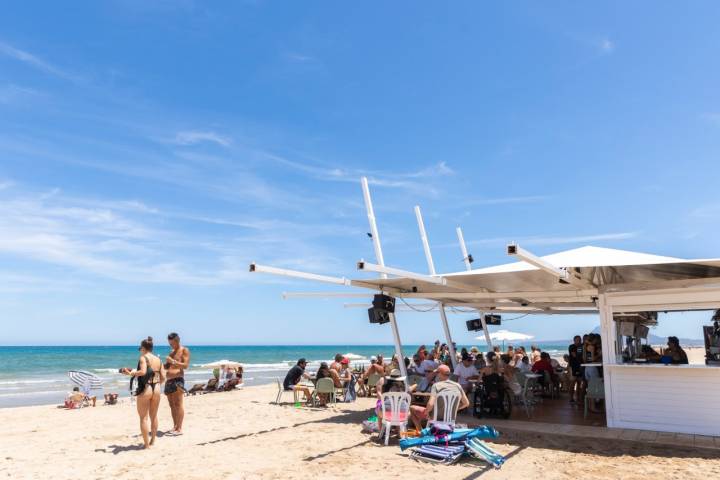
[700,113,720,126]
[461,195,549,206]
[690,204,720,218]
[0,41,80,81]
[0,182,359,286]
[437,231,638,250]
[596,37,615,55]
[172,130,232,147]
[286,52,316,63]
[0,84,42,104]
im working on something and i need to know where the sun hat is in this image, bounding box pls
[389,369,406,381]
[470,346,479,353]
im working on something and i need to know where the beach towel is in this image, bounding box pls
[399,426,499,451]
[344,375,357,402]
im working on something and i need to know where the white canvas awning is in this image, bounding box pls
[349,246,720,314]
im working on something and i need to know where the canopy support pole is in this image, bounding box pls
[362,177,408,382]
[456,227,473,271]
[456,226,493,351]
[415,206,457,368]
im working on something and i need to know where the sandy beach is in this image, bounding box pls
[1,382,718,480]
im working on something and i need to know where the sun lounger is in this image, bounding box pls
[410,443,465,464]
[465,438,505,468]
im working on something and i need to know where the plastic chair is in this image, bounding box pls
[379,391,411,446]
[516,372,538,418]
[365,373,382,397]
[274,378,299,405]
[584,377,605,418]
[428,389,461,428]
[313,378,337,406]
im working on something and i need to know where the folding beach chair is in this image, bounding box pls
[274,378,299,405]
[410,443,465,465]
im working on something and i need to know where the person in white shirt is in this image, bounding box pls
[453,354,479,393]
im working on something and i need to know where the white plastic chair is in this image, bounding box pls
[428,389,461,428]
[379,392,411,446]
[274,378,299,404]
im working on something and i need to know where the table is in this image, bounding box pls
[581,363,602,367]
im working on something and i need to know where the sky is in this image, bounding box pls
[1,1,720,345]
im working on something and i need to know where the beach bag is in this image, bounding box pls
[429,422,454,436]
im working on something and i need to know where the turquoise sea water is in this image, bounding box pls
[0,343,571,408]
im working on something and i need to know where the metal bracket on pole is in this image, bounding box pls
[414,205,457,368]
[361,177,407,382]
[361,177,387,280]
[456,227,492,350]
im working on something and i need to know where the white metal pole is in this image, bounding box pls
[456,227,472,271]
[414,205,457,368]
[455,227,493,351]
[360,177,407,381]
[414,206,436,275]
[361,177,387,280]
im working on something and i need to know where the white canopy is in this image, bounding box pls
[475,330,534,342]
[350,246,720,314]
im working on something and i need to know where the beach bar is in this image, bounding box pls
[250,178,720,438]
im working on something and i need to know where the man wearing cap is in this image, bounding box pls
[410,364,469,431]
[283,358,312,403]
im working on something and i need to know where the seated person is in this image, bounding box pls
[360,356,386,389]
[453,353,479,393]
[65,386,96,408]
[419,355,439,391]
[103,393,118,405]
[641,344,662,363]
[330,353,344,372]
[663,336,689,364]
[517,355,531,372]
[407,354,424,376]
[282,358,312,403]
[374,369,415,432]
[315,362,333,406]
[409,365,469,431]
[337,357,352,385]
[531,352,557,385]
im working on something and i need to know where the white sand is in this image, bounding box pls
[1,382,718,479]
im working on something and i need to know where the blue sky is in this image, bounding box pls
[1,1,719,345]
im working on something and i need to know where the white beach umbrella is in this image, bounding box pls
[67,370,103,392]
[200,360,243,368]
[476,330,534,349]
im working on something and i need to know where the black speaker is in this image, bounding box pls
[484,314,502,326]
[368,307,393,325]
[466,319,483,331]
[372,294,395,313]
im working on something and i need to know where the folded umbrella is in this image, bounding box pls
[68,370,103,392]
[399,426,499,451]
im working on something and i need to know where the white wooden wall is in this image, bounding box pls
[598,287,720,436]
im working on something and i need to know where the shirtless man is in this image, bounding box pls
[165,332,190,435]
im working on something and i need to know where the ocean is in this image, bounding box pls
[0,343,572,408]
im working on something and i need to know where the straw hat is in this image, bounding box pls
[388,369,406,381]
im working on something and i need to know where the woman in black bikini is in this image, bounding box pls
[121,336,165,449]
